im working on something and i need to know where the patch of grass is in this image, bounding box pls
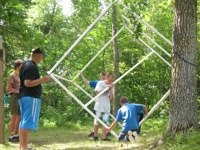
[1,118,200,150]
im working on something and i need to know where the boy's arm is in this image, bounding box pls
[109,85,114,100]
[106,120,118,132]
[6,83,19,94]
[142,105,148,117]
[80,71,89,85]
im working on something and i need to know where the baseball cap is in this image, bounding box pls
[31,47,47,56]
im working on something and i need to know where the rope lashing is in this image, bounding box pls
[173,49,197,94]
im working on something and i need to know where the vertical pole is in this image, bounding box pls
[0,35,5,143]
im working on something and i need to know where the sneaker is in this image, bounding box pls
[8,136,18,142]
[127,131,134,143]
[106,132,111,136]
[14,135,19,141]
[88,131,94,137]
[132,131,140,142]
[102,138,111,141]
[93,136,98,141]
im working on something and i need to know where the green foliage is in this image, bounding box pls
[163,129,200,150]
[1,0,199,136]
[4,106,10,125]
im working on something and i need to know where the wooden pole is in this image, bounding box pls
[0,35,5,143]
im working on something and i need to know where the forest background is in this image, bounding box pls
[0,0,200,148]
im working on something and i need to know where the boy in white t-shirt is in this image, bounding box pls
[93,72,114,141]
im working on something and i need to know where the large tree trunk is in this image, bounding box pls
[168,0,199,134]
[112,4,119,117]
[0,36,5,143]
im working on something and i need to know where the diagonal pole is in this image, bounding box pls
[73,26,125,80]
[139,90,170,125]
[48,0,118,75]
[50,73,119,139]
[85,51,154,107]
[52,73,121,126]
[120,6,172,46]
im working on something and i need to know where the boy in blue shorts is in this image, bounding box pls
[18,47,50,150]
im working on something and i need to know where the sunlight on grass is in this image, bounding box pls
[1,119,200,149]
[42,119,57,128]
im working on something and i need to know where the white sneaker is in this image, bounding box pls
[132,131,140,142]
[128,131,134,143]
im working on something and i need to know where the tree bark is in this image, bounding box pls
[0,36,5,143]
[112,4,119,116]
[168,0,199,134]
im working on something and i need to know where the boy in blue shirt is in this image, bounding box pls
[80,71,106,88]
[106,96,148,142]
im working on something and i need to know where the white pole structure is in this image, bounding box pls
[120,11,173,46]
[85,51,154,107]
[139,89,170,125]
[113,51,154,84]
[138,38,171,67]
[45,1,171,136]
[51,73,121,126]
[47,0,118,75]
[142,32,171,57]
[52,73,93,98]
[125,26,171,67]
[121,14,171,58]
[73,26,125,80]
[50,73,119,139]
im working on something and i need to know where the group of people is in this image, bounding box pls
[80,71,148,142]
[6,48,50,150]
[6,47,148,149]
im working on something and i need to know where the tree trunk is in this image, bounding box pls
[168,0,199,134]
[112,4,119,117]
[0,36,5,143]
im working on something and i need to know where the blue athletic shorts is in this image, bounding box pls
[94,110,110,125]
[18,96,41,130]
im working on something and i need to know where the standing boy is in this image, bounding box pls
[6,59,24,142]
[18,47,50,150]
[93,72,114,141]
[80,71,107,137]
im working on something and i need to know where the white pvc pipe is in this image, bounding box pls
[121,14,172,58]
[52,73,93,98]
[120,14,128,27]
[50,73,119,139]
[85,86,110,107]
[85,51,154,107]
[142,32,171,58]
[114,51,154,84]
[73,26,125,80]
[120,12,172,46]
[139,38,171,67]
[52,73,121,126]
[125,26,171,67]
[139,89,170,125]
[48,0,118,75]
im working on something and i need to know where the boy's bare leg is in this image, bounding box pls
[93,124,98,137]
[19,128,29,149]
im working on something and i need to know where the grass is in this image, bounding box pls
[1,118,200,150]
